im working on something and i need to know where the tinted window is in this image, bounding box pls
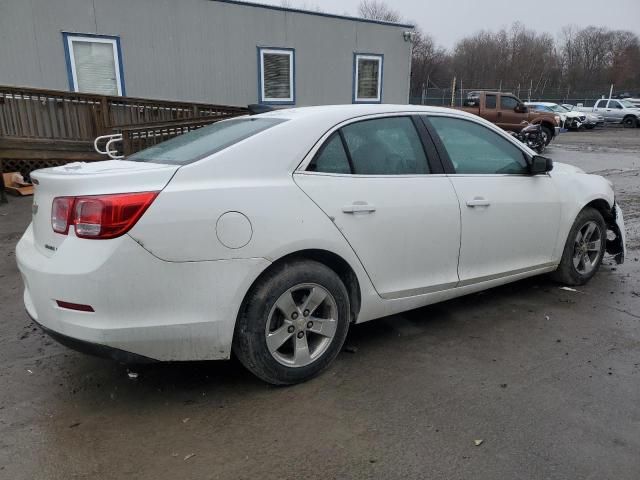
[429,116,528,175]
[128,117,285,165]
[596,100,608,108]
[485,94,497,109]
[308,133,351,174]
[341,117,430,175]
[501,96,519,109]
[609,101,623,109]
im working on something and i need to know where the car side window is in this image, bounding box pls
[307,132,351,174]
[341,117,430,175]
[501,96,518,110]
[609,100,623,109]
[428,116,528,175]
[485,94,497,109]
[596,100,607,108]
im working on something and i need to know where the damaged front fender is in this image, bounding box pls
[606,204,626,265]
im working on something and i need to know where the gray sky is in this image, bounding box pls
[257,0,640,49]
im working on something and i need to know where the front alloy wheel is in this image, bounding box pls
[552,207,606,286]
[572,221,603,275]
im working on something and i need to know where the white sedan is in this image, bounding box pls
[16,105,626,384]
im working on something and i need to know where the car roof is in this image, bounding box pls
[255,103,481,125]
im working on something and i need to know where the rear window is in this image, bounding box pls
[127,117,286,165]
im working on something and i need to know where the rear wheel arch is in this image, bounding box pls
[237,249,361,328]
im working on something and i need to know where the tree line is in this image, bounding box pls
[356,1,640,100]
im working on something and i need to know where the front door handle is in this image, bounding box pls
[466,197,491,207]
[342,202,376,214]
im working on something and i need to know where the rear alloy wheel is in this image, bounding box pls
[552,208,606,286]
[233,260,350,385]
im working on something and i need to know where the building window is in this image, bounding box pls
[258,47,295,104]
[63,33,125,96]
[353,54,383,103]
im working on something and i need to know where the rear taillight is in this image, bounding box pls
[51,192,158,239]
[52,197,74,234]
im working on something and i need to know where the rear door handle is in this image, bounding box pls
[342,202,376,214]
[466,197,491,207]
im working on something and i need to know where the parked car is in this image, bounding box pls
[577,99,640,127]
[16,105,626,385]
[561,104,605,128]
[526,102,587,130]
[459,91,560,145]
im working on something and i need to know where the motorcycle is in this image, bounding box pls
[510,121,545,153]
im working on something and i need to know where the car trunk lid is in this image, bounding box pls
[30,160,178,257]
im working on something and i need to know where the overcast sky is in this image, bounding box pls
[257,0,640,49]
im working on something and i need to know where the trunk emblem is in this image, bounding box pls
[32,203,38,215]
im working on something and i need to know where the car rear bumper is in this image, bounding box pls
[16,224,270,361]
[30,314,156,364]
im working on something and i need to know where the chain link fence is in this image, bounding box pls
[410,85,640,108]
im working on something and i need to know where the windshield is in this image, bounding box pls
[549,105,569,113]
[620,100,636,108]
[128,117,287,165]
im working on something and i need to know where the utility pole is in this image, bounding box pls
[450,76,457,107]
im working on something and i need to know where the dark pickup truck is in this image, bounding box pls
[456,91,561,145]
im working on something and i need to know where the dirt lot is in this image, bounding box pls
[1,128,639,480]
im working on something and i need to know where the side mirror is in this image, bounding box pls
[515,104,528,113]
[530,155,553,175]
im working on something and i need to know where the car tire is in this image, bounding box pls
[622,116,638,128]
[585,125,595,130]
[551,207,607,286]
[233,259,350,385]
[541,125,554,145]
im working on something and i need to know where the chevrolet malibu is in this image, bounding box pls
[16,105,626,385]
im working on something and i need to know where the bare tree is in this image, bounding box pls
[280,0,324,12]
[357,0,401,22]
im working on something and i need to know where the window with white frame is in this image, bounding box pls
[354,54,383,103]
[64,34,125,96]
[259,48,295,104]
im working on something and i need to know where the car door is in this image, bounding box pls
[294,115,461,299]
[482,93,499,124]
[497,95,524,130]
[593,99,610,121]
[606,100,625,122]
[423,114,562,284]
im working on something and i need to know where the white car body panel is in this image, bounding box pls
[15,104,626,362]
[448,174,562,282]
[294,172,461,299]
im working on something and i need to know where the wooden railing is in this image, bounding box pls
[0,85,246,141]
[0,85,247,175]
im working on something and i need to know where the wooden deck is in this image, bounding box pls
[0,85,247,176]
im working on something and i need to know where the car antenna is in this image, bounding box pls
[248,104,276,115]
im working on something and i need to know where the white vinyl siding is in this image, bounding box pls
[66,35,123,96]
[259,48,294,104]
[354,54,383,103]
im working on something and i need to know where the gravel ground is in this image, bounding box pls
[0,128,638,480]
